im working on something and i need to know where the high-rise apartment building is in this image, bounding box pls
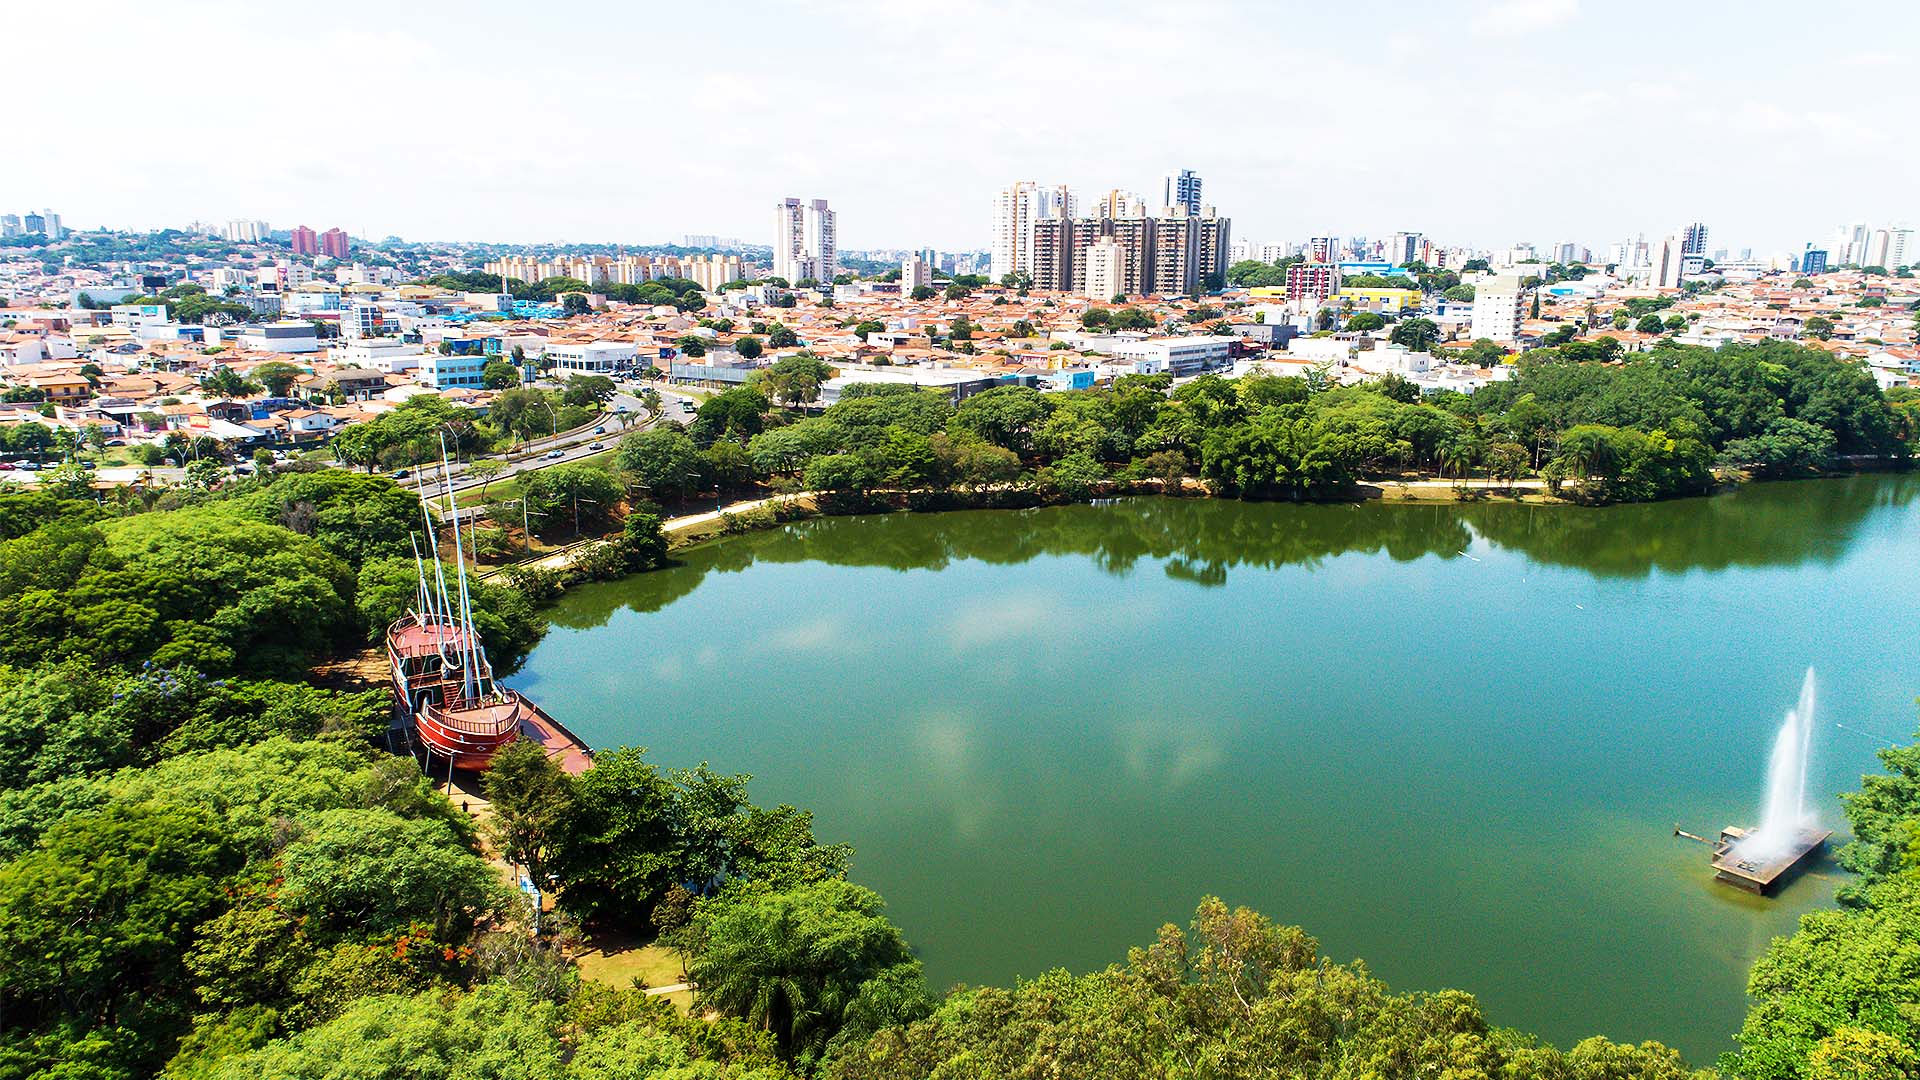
[991,181,1075,280]
[1865,229,1892,269]
[1799,246,1829,274]
[1083,239,1128,301]
[1093,189,1147,220]
[22,213,45,236]
[1028,211,1230,298]
[773,197,836,284]
[1682,222,1708,255]
[0,214,19,238]
[1386,231,1423,265]
[290,226,318,256]
[901,253,932,294]
[319,228,351,260]
[1285,262,1340,303]
[1307,236,1336,263]
[682,253,744,291]
[1652,234,1688,289]
[1162,169,1202,215]
[1470,275,1527,343]
[226,219,270,243]
[1888,228,1914,269]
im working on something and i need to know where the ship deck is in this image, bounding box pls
[520,703,593,775]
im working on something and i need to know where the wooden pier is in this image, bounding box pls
[1709,825,1832,894]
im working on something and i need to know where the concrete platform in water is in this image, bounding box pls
[1710,826,1832,894]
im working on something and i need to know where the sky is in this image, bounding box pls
[7,0,1916,256]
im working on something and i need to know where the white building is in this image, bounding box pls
[990,180,1075,280]
[236,321,321,354]
[1652,234,1688,290]
[330,338,423,373]
[225,219,269,243]
[546,341,636,375]
[1083,238,1128,301]
[901,254,932,294]
[1106,335,1236,376]
[773,197,836,284]
[1469,275,1526,342]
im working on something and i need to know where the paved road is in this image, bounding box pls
[405,383,701,501]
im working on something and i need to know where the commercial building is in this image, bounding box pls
[1106,335,1236,376]
[774,197,836,283]
[1469,275,1526,342]
[1338,286,1421,313]
[236,321,321,353]
[418,352,487,390]
[545,341,637,375]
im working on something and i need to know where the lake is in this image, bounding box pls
[509,475,1920,1062]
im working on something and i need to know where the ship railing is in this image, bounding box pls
[419,692,527,737]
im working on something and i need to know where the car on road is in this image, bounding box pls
[390,468,411,480]
[0,462,14,471]
[545,449,565,459]
[79,461,98,470]
[593,426,606,434]
[588,441,604,451]
[614,405,628,413]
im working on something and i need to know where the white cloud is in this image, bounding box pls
[1472,0,1580,37]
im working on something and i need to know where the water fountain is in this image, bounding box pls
[1709,668,1832,894]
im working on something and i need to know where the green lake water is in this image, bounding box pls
[510,475,1920,1062]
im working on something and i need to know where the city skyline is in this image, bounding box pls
[5,0,1918,255]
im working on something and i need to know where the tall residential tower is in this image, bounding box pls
[774,197,836,283]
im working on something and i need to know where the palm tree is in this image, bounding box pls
[689,905,816,1059]
[639,388,662,421]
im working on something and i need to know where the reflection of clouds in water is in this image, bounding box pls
[916,710,995,843]
[652,646,722,682]
[947,590,1169,651]
[1115,718,1225,791]
[947,592,1063,648]
[767,615,850,653]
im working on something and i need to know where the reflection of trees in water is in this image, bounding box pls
[543,475,1918,630]
[1462,474,1918,579]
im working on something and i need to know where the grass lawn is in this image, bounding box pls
[575,941,693,1010]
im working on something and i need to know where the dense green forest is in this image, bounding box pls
[0,338,1916,1077]
[616,341,1914,509]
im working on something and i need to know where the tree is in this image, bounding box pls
[1804,316,1835,341]
[689,880,925,1063]
[278,807,501,941]
[1346,312,1386,332]
[909,285,936,301]
[735,335,764,360]
[252,361,303,397]
[767,323,800,348]
[760,355,833,409]
[1390,317,1440,352]
[466,457,506,501]
[0,802,240,1078]
[1444,284,1476,302]
[674,334,708,359]
[202,366,260,399]
[482,738,574,886]
[482,358,521,390]
[943,283,971,300]
[1636,314,1668,335]
[616,427,707,501]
